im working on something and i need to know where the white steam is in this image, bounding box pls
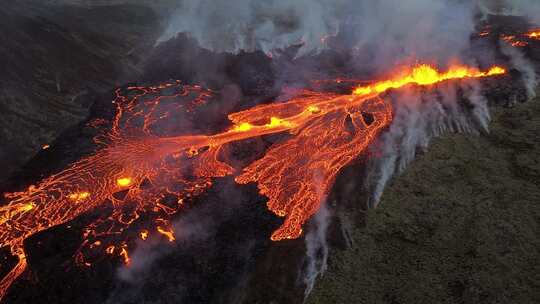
[367,81,490,206]
[159,0,477,61]
[346,0,476,71]
[302,203,330,300]
[117,213,212,284]
[159,0,343,57]
[499,41,538,99]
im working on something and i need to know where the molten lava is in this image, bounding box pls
[140,230,149,240]
[0,64,505,301]
[478,30,490,37]
[501,34,529,47]
[527,29,540,39]
[353,64,505,95]
[495,28,540,48]
[116,177,132,187]
[157,226,176,242]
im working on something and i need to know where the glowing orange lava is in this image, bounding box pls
[106,245,115,255]
[157,226,175,242]
[527,29,540,39]
[119,244,130,265]
[140,230,149,240]
[496,28,540,47]
[478,30,490,37]
[0,64,505,301]
[116,177,132,187]
[500,34,529,47]
[353,64,505,95]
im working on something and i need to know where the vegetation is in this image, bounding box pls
[309,98,540,304]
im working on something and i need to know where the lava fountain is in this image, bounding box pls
[0,64,505,301]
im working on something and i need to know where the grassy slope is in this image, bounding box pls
[308,98,540,304]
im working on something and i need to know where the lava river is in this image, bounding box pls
[0,64,505,300]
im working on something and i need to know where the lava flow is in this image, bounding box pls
[527,29,540,39]
[0,64,505,300]
[484,28,540,48]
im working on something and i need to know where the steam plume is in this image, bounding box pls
[159,0,476,62]
[159,0,343,57]
[499,41,538,99]
[367,82,490,207]
[302,203,330,300]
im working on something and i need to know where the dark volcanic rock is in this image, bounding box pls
[0,2,162,182]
